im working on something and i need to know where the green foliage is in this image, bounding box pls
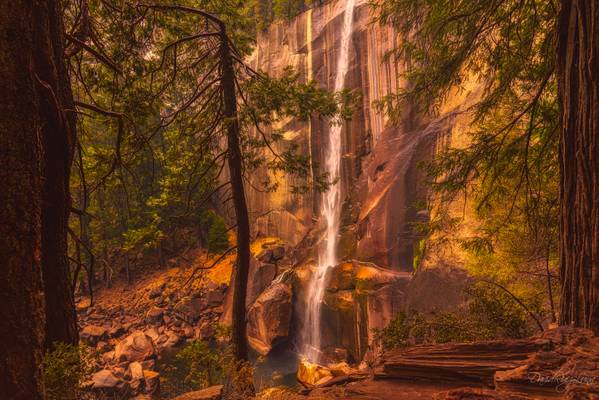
[66,0,347,291]
[375,284,535,350]
[176,327,254,398]
[371,0,559,322]
[200,210,230,254]
[43,343,96,400]
[412,239,426,272]
[177,340,224,388]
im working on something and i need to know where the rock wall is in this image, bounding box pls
[246,0,477,270]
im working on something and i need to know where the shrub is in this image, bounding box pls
[376,284,535,350]
[200,210,229,254]
[176,326,254,399]
[43,343,96,400]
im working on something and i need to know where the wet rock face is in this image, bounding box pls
[244,0,471,269]
[294,260,412,361]
[246,281,294,355]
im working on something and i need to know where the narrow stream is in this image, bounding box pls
[302,0,357,363]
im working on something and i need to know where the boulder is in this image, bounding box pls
[163,331,182,348]
[91,369,122,390]
[109,323,126,338]
[143,370,160,394]
[328,362,353,377]
[101,351,115,365]
[206,289,224,307]
[144,327,160,342]
[129,361,144,381]
[114,331,157,363]
[172,385,223,400]
[80,325,108,345]
[297,359,332,386]
[176,296,208,320]
[246,259,277,305]
[246,282,292,355]
[145,307,164,324]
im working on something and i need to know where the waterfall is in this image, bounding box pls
[303,0,356,364]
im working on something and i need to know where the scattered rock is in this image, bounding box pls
[163,331,182,348]
[143,370,160,394]
[206,289,225,307]
[114,331,157,363]
[148,284,165,299]
[177,296,208,320]
[145,307,164,324]
[129,361,144,381]
[80,325,108,345]
[109,323,126,338]
[101,351,115,365]
[145,325,159,338]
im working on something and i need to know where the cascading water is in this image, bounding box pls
[303,0,356,364]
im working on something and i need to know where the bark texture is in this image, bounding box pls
[220,30,251,361]
[557,0,599,333]
[34,0,78,349]
[0,1,46,398]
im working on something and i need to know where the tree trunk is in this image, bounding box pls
[220,29,251,361]
[557,0,599,333]
[0,1,47,398]
[33,0,78,349]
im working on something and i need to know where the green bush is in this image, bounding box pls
[376,284,534,350]
[200,210,229,254]
[43,343,96,400]
[176,327,254,399]
[467,284,532,339]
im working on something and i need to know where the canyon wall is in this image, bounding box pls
[246,0,479,271]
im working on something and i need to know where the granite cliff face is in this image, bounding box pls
[240,0,481,362]
[246,0,476,270]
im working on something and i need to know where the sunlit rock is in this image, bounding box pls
[297,358,333,386]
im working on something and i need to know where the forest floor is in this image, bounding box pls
[76,245,599,400]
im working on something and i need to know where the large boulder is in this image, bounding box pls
[246,259,277,305]
[114,331,157,363]
[297,359,332,386]
[246,282,293,355]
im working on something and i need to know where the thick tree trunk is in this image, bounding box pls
[0,2,47,398]
[220,30,251,361]
[557,0,599,333]
[33,0,78,349]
